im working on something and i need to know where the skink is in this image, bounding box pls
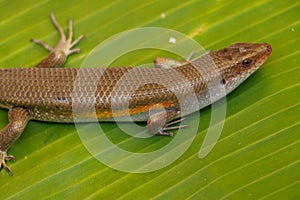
[0,14,272,174]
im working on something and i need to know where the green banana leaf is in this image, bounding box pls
[0,0,299,199]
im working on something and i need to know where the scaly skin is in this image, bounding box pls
[0,44,272,121]
[0,13,272,174]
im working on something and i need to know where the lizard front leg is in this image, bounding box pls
[147,110,188,136]
[154,51,195,69]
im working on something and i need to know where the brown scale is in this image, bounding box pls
[0,12,272,174]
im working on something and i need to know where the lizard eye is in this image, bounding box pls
[241,58,252,68]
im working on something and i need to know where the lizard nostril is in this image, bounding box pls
[265,44,272,56]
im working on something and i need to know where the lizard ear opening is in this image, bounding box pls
[220,79,226,85]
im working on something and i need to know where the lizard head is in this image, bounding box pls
[211,42,272,93]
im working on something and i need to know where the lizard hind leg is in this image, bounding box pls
[32,13,84,68]
[0,150,15,175]
[0,107,30,175]
[49,13,84,56]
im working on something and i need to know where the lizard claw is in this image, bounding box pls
[156,118,189,136]
[0,150,14,175]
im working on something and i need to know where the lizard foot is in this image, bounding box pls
[147,110,188,137]
[156,117,188,136]
[0,150,15,175]
[31,13,84,56]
